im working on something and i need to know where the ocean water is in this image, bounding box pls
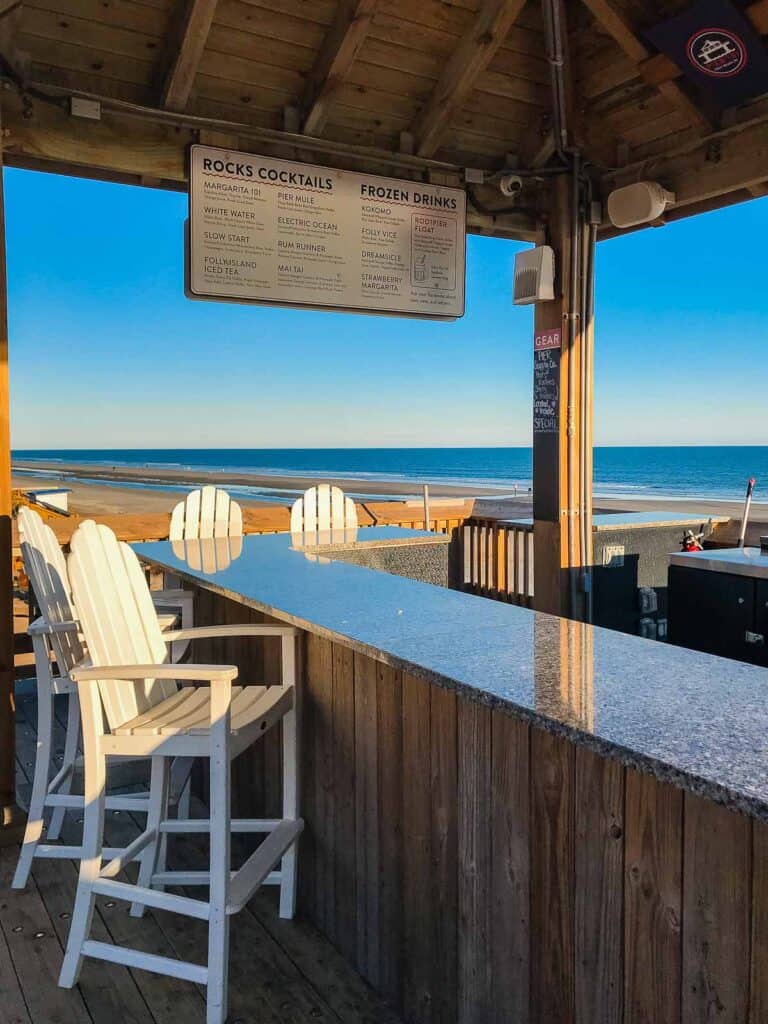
[12,447,768,503]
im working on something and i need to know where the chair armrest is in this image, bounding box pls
[28,616,80,637]
[70,663,238,684]
[162,624,298,643]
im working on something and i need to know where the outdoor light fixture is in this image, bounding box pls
[513,244,555,305]
[606,181,676,229]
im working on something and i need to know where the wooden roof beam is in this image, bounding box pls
[410,0,528,158]
[160,0,218,112]
[580,0,714,134]
[300,0,379,137]
[603,112,768,224]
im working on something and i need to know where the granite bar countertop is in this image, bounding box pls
[671,546,768,579]
[290,525,450,553]
[136,527,768,821]
[500,510,730,532]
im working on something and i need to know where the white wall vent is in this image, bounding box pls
[513,245,555,305]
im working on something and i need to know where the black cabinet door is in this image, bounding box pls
[668,566,756,661]
[752,580,768,667]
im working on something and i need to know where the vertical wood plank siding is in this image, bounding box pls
[462,518,534,605]
[191,586,765,1024]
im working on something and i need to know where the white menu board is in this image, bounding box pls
[188,146,466,319]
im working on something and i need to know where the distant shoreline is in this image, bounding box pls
[12,460,514,499]
[12,458,768,524]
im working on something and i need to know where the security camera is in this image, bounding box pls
[499,173,524,198]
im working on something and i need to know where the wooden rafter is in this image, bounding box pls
[580,0,714,134]
[603,113,768,215]
[0,1,23,77]
[410,0,528,158]
[300,0,379,137]
[160,0,218,112]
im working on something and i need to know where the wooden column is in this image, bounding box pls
[532,173,593,619]
[0,111,24,845]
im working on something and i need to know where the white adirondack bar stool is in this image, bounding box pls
[169,485,243,541]
[59,521,302,1024]
[290,484,357,543]
[12,507,193,889]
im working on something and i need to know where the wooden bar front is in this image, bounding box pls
[191,585,766,1024]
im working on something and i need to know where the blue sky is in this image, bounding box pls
[5,167,767,448]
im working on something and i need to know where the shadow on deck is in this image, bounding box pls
[2,687,403,1024]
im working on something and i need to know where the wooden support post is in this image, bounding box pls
[532,174,593,619]
[0,109,24,844]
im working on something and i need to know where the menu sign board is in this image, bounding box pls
[533,328,561,434]
[188,146,466,319]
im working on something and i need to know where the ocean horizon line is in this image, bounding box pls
[12,445,768,505]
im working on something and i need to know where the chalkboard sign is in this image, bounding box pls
[533,328,561,435]
[532,327,561,522]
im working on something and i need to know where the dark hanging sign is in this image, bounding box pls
[532,327,561,522]
[646,0,768,108]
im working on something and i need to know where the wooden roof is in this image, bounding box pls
[1,0,767,239]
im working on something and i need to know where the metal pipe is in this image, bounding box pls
[542,0,590,621]
[542,0,569,165]
[738,478,757,547]
[567,150,581,619]
[580,220,597,624]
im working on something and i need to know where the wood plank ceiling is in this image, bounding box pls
[1,0,768,238]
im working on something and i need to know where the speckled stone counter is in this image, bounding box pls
[671,545,768,579]
[292,526,450,586]
[136,527,768,822]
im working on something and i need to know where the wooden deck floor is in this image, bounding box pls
[3,688,403,1024]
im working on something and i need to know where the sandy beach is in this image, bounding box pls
[12,459,768,531]
[13,460,513,501]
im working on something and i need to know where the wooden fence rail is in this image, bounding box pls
[461,518,534,605]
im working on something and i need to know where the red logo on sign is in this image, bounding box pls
[686,27,747,77]
[534,328,561,351]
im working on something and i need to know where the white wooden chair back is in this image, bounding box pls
[18,506,84,673]
[68,520,177,731]
[169,486,242,541]
[290,485,357,535]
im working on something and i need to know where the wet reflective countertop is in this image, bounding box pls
[136,527,768,820]
[671,546,768,579]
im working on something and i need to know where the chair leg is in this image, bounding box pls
[130,756,170,918]
[169,756,193,818]
[47,691,80,841]
[206,727,231,1023]
[12,682,55,889]
[177,774,192,821]
[59,741,106,988]
[279,706,298,920]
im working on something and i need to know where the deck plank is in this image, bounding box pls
[0,849,92,1024]
[9,686,402,1024]
[15,693,206,1024]
[0,913,32,1024]
[249,889,403,1024]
